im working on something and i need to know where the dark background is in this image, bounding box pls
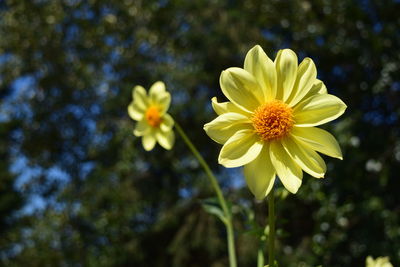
[1,0,399,266]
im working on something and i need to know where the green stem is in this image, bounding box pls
[174,122,237,267]
[257,244,265,267]
[268,186,276,267]
[257,223,268,267]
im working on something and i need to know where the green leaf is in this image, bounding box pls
[200,198,227,224]
[264,260,279,267]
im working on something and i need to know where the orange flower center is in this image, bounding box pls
[252,100,294,141]
[145,106,162,128]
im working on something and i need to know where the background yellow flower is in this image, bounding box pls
[366,256,393,267]
[204,45,346,199]
[128,81,175,151]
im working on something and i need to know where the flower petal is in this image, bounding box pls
[148,81,171,114]
[243,144,276,199]
[293,94,347,127]
[269,141,303,194]
[133,119,151,136]
[287,57,317,107]
[149,81,166,96]
[313,79,327,94]
[160,113,174,132]
[282,136,327,178]
[157,92,171,115]
[218,129,264,168]
[211,97,250,116]
[220,67,263,112]
[132,85,149,110]
[155,130,174,150]
[302,79,328,100]
[275,49,298,102]
[204,112,252,144]
[244,45,277,100]
[290,126,343,159]
[142,133,156,151]
[128,102,144,121]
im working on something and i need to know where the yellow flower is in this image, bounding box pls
[128,81,175,151]
[366,256,393,267]
[204,45,346,199]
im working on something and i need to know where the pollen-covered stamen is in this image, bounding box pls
[252,100,294,141]
[145,106,162,128]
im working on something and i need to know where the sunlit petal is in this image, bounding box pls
[287,57,317,107]
[160,113,174,132]
[294,94,347,127]
[211,97,250,116]
[220,67,263,112]
[128,102,144,121]
[218,129,263,168]
[275,49,298,102]
[301,79,328,101]
[156,130,174,150]
[244,45,277,100]
[157,92,171,115]
[282,136,326,178]
[142,133,156,151]
[149,81,166,97]
[243,144,276,199]
[204,112,252,144]
[133,119,151,137]
[291,126,343,159]
[133,85,149,110]
[270,141,302,193]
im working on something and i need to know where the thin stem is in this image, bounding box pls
[268,186,276,267]
[174,122,237,267]
[226,221,236,267]
[257,243,265,267]
[257,224,268,267]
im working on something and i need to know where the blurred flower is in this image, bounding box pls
[204,45,346,199]
[128,81,174,151]
[366,256,393,267]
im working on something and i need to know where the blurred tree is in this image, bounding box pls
[0,121,25,262]
[0,0,399,266]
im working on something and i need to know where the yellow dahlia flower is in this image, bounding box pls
[128,81,174,151]
[204,45,346,199]
[366,256,393,267]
